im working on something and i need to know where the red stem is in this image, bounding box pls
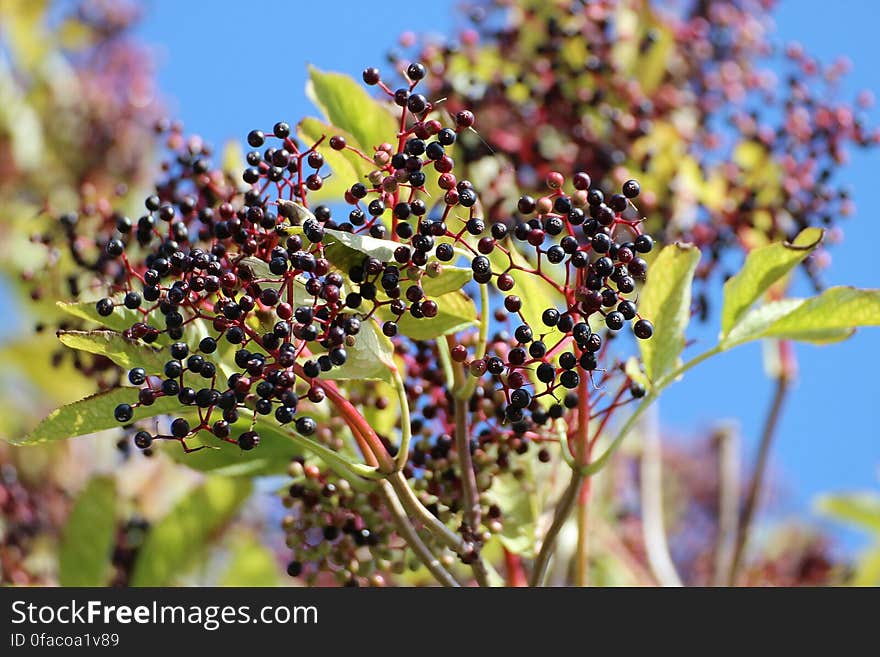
[504,549,528,587]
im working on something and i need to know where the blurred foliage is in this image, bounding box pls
[817,491,880,586]
[0,0,285,588]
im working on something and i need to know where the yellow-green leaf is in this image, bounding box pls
[721,228,824,337]
[721,287,880,349]
[421,265,472,297]
[131,476,252,586]
[57,297,170,345]
[393,291,477,340]
[322,227,399,272]
[486,465,538,557]
[58,329,166,372]
[637,243,700,382]
[306,66,397,153]
[11,388,180,445]
[816,493,880,535]
[320,318,394,382]
[59,475,116,586]
[758,287,880,339]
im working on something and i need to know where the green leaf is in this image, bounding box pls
[816,493,880,535]
[218,534,280,586]
[322,227,399,272]
[57,329,166,372]
[394,291,477,340]
[58,476,116,586]
[276,200,316,226]
[422,266,472,297]
[637,243,700,382]
[487,467,538,557]
[306,66,397,153]
[297,118,370,202]
[721,287,880,349]
[163,416,302,477]
[11,388,180,445]
[721,228,824,337]
[852,547,880,586]
[56,297,144,334]
[321,318,394,382]
[757,287,880,339]
[131,476,252,586]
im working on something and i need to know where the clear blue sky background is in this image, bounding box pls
[85,1,880,552]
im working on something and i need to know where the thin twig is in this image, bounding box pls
[388,471,489,586]
[639,404,683,587]
[453,396,490,587]
[378,481,460,587]
[529,469,583,586]
[574,479,591,586]
[573,366,592,587]
[712,425,740,586]
[727,375,790,585]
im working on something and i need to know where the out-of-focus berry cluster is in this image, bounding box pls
[397,0,877,308]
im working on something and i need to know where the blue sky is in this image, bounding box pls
[108,1,880,552]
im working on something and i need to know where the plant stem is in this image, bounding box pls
[712,425,740,586]
[453,396,481,541]
[529,469,583,586]
[297,365,394,472]
[640,404,683,587]
[574,478,591,586]
[435,336,455,392]
[388,472,463,552]
[452,396,490,587]
[378,481,460,587]
[573,370,592,587]
[287,430,380,491]
[387,471,490,586]
[390,366,413,471]
[504,549,528,587]
[727,374,790,585]
[458,282,489,401]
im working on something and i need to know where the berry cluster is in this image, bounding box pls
[457,170,653,435]
[281,457,399,587]
[0,448,70,585]
[94,64,502,454]
[55,57,657,585]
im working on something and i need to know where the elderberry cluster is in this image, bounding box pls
[455,171,653,434]
[58,55,660,584]
[281,458,401,587]
[91,63,495,455]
